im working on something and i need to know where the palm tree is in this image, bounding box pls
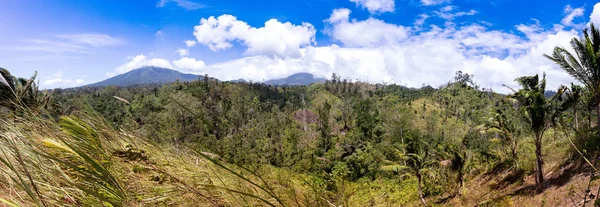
[484,101,522,168]
[505,74,566,192]
[381,134,436,206]
[545,23,600,132]
[0,68,52,111]
[557,83,584,129]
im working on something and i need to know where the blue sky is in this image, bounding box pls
[1,0,599,91]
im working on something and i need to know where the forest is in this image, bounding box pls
[2,25,600,207]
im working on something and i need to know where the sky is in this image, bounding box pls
[1,0,599,93]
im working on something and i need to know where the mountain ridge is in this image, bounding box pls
[263,72,325,86]
[86,67,325,87]
[86,66,199,87]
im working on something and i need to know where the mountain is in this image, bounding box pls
[544,90,557,98]
[229,78,247,83]
[86,66,199,87]
[264,73,325,86]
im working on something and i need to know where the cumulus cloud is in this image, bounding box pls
[414,14,430,26]
[130,5,585,92]
[349,0,394,14]
[108,55,173,77]
[191,14,316,57]
[173,57,206,73]
[176,48,189,57]
[561,5,584,26]
[190,8,580,93]
[421,0,450,6]
[43,71,84,88]
[202,25,576,93]
[325,8,409,47]
[590,3,600,25]
[109,55,205,76]
[434,6,476,20]
[184,40,197,47]
[157,0,205,10]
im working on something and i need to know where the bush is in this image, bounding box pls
[572,127,600,161]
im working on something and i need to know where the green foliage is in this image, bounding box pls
[4,63,589,205]
[0,68,52,112]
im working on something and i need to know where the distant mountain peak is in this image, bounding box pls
[85,67,198,87]
[264,72,324,86]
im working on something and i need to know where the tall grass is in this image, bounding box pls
[0,106,128,206]
[0,101,319,206]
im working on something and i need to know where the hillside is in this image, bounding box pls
[86,66,199,87]
[1,67,598,207]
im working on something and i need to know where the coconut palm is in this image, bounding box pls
[0,68,52,111]
[484,101,522,168]
[506,74,567,192]
[381,134,436,207]
[544,23,600,132]
[556,83,584,129]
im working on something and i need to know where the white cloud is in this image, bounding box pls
[43,71,85,87]
[561,5,584,26]
[144,5,585,93]
[349,0,394,14]
[173,57,206,73]
[414,14,430,26]
[108,55,173,77]
[4,33,123,54]
[328,8,351,23]
[176,48,189,57]
[58,34,125,47]
[157,0,205,10]
[434,6,476,20]
[155,30,163,38]
[109,55,206,76]
[421,0,450,6]
[325,8,409,47]
[185,40,197,47]
[192,14,316,57]
[590,3,600,25]
[190,9,580,94]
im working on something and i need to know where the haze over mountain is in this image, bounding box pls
[263,73,325,86]
[85,66,199,87]
[86,67,324,87]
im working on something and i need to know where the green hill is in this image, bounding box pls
[86,66,199,87]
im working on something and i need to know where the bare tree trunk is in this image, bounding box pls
[596,102,600,131]
[589,106,593,128]
[534,132,544,192]
[417,174,427,207]
[512,137,519,169]
[574,106,579,130]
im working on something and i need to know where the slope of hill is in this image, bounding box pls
[86,66,199,87]
[264,72,325,85]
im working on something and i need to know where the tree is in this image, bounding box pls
[484,100,522,168]
[317,100,332,154]
[559,83,584,130]
[355,99,379,142]
[545,23,600,133]
[0,68,52,111]
[505,74,565,192]
[381,132,436,207]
